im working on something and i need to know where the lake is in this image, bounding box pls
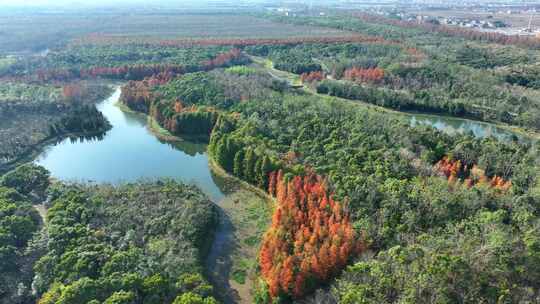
[35,87,225,201]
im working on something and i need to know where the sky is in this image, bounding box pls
[0,0,529,8]
[0,0,209,7]
[0,0,147,5]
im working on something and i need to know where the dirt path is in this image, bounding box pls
[34,204,47,223]
[250,55,540,142]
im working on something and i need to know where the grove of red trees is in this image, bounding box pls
[34,48,246,83]
[74,34,391,48]
[343,67,385,83]
[435,156,512,191]
[62,83,86,102]
[203,48,243,68]
[260,170,362,300]
[300,71,324,83]
[35,64,183,83]
[120,72,171,113]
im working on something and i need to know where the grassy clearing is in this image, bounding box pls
[249,55,302,86]
[207,159,273,303]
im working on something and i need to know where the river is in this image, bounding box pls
[34,87,258,304]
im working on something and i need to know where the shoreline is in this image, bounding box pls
[252,56,540,142]
[206,157,274,304]
[208,158,275,203]
[0,127,110,175]
[116,100,273,304]
[116,101,211,143]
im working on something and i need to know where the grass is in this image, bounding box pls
[249,55,302,86]
[226,66,258,76]
[207,159,273,302]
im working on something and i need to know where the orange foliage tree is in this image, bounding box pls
[62,83,85,102]
[435,156,511,191]
[260,170,361,300]
[120,72,173,112]
[300,71,324,83]
[343,67,384,83]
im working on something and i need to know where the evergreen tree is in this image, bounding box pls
[233,150,245,178]
[243,148,256,183]
[259,155,273,189]
[255,158,263,187]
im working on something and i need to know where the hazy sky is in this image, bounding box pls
[0,0,145,5]
[0,0,211,7]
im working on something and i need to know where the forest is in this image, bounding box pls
[0,82,112,173]
[120,56,539,302]
[1,8,540,304]
[0,164,219,304]
[261,13,540,131]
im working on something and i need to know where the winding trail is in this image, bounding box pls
[249,55,540,143]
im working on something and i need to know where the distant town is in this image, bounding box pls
[264,1,540,37]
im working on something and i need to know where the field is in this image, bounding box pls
[0,13,355,54]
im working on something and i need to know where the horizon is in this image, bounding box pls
[0,0,536,8]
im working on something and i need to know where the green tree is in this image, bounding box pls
[243,148,256,183]
[233,150,245,178]
[103,291,136,304]
[172,292,217,304]
[0,164,50,199]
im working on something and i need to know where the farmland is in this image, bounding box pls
[0,13,355,55]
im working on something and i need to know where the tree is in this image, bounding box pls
[243,148,256,183]
[259,170,360,299]
[1,164,50,200]
[233,150,245,178]
[173,292,217,304]
[103,291,136,304]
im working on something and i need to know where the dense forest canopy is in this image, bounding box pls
[1,8,540,304]
[0,164,219,304]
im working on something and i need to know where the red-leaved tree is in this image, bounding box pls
[260,170,362,300]
[343,67,385,83]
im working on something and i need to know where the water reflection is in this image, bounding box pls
[66,133,106,144]
[410,114,524,143]
[35,87,225,201]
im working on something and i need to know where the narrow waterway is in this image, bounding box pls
[34,87,257,303]
[409,113,530,143]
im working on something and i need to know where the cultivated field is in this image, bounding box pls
[0,13,355,54]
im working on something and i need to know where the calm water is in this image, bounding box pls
[409,113,526,143]
[35,88,225,201]
[34,88,529,201]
